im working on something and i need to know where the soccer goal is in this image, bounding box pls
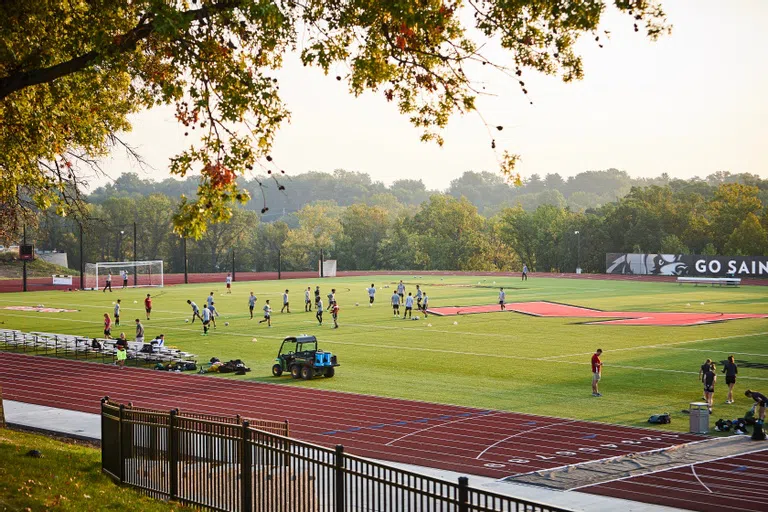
[319,259,337,277]
[84,261,164,290]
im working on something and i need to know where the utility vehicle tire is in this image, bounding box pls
[301,366,313,380]
[290,365,301,379]
[272,364,283,377]
[324,367,335,378]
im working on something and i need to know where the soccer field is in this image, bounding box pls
[1,275,767,431]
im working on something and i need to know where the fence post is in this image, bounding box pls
[335,445,345,512]
[118,404,125,484]
[169,409,178,500]
[458,476,469,512]
[241,420,252,512]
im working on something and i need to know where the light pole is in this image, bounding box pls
[574,230,581,274]
[118,230,125,261]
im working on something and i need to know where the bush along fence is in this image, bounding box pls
[101,399,571,512]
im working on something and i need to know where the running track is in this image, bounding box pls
[580,448,768,512]
[0,352,704,480]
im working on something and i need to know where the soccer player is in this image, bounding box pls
[121,269,128,289]
[201,305,211,335]
[745,389,767,422]
[314,285,321,306]
[281,289,290,313]
[331,302,340,329]
[208,302,218,328]
[103,272,112,292]
[403,292,414,319]
[258,300,272,327]
[391,291,400,317]
[187,300,203,323]
[397,280,405,304]
[422,292,429,317]
[415,285,422,309]
[225,272,232,294]
[327,288,336,306]
[367,284,376,306]
[703,363,716,413]
[305,287,312,312]
[103,313,112,339]
[135,318,145,344]
[144,294,152,320]
[522,264,528,281]
[723,355,738,404]
[591,349,603,397]
[248,292,257,319]
[114,299,121,326]
[499,287,506,311]
[207,291,215,309]
[316,298,324,325]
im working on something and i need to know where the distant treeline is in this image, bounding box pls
[22,170,768,274]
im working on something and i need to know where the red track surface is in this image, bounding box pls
[0,352,703,479]
[426,301,768,326]
[580,448,768,512]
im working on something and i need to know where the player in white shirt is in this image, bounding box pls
[258,300,272,327]
[187,300,203,323]
[208,302,218,328]
[391,291,400,317]
[225,272,232,294]
[114,299,121,326]
[103,272,112,292]
[305,287,312,312]
[201,305,212,335]
[403,293,414,319]
[397,281,405,304]
[422,293,429,317]
[121,269,128,289]
[415,285,423,309]
[281,289,290,313]
[367,284,376,306]
[207,292,215,309]
[248,292,257,319]
[499,287,506,311]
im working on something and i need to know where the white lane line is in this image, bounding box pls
[476,420,578,460]
[690,465,713,493]
[385,413,502,447]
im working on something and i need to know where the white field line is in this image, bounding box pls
[568,443,768,491]
[476,420,579,460]
[690,465,713,493]
[4,315,768,381]
[384,412,503,447]
[540,332,768,360]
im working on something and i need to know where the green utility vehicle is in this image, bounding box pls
[272,335,339,380]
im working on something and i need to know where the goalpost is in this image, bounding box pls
[319,260,337,277]
[84,261,164,290]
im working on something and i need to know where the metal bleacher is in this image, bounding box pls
[0,328,197,369]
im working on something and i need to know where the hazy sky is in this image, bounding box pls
[100,0,768,191]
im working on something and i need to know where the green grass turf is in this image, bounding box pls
[1,275,767,432]
[0,428,190,511]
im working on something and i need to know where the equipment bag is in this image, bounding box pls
[648,413,671,424]
[753,421,766,441]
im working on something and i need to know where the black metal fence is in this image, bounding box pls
[101,399,571,512]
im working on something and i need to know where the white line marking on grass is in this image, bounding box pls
[540,332,768,360]
[690,465,713,493]
[385,413,502,447]
[301,320,525,340]
[476,420,579,460]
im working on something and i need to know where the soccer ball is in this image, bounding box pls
[453,321,458,325]
[133,300,138,304]
[355,302,359,306]
[252,337,258,342]
[185,319,189,323]
[427,323,432,327]
[111,301,115,305]
[700,302,705,305]
[413,316,420,320]
[686,303,691,307]
[368,303,372,307]
[225,322,229,326]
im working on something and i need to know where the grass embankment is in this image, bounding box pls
[0,252,78,279]
[0,275,766,430]
[0,428,186,511]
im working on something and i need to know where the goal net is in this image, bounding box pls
[319,259,337,278]
[84,261,164,290]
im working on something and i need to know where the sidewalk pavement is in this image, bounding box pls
[3,399,684,512]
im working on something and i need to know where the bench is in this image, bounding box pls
[677,277,741,287]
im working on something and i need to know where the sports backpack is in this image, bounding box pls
[648,413,671,424]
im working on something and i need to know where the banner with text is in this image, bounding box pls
[605,253,768,277]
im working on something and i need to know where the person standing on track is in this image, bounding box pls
[368,284,376,306]
[305,286,312,312]
[103,272,112,292]
[248,292,257,319]
[114,299,121,326]
[225,272,232,294]
[391,290,400,317]
[745,390,767,423]
[316,298,324,325]
[591,349,603,397]
[144,294,152,320]
[703,363,716,413]
[258,300,272,327]
[103,313,112,339]
[187,300,203,323]
[723,355,738,404]
[499,287,506,311]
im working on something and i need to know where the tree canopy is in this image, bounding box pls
[1,0,669,240]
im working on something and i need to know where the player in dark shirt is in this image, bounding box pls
[722,355,738,404]
[745,390,767,422]
[703,364,716,413]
